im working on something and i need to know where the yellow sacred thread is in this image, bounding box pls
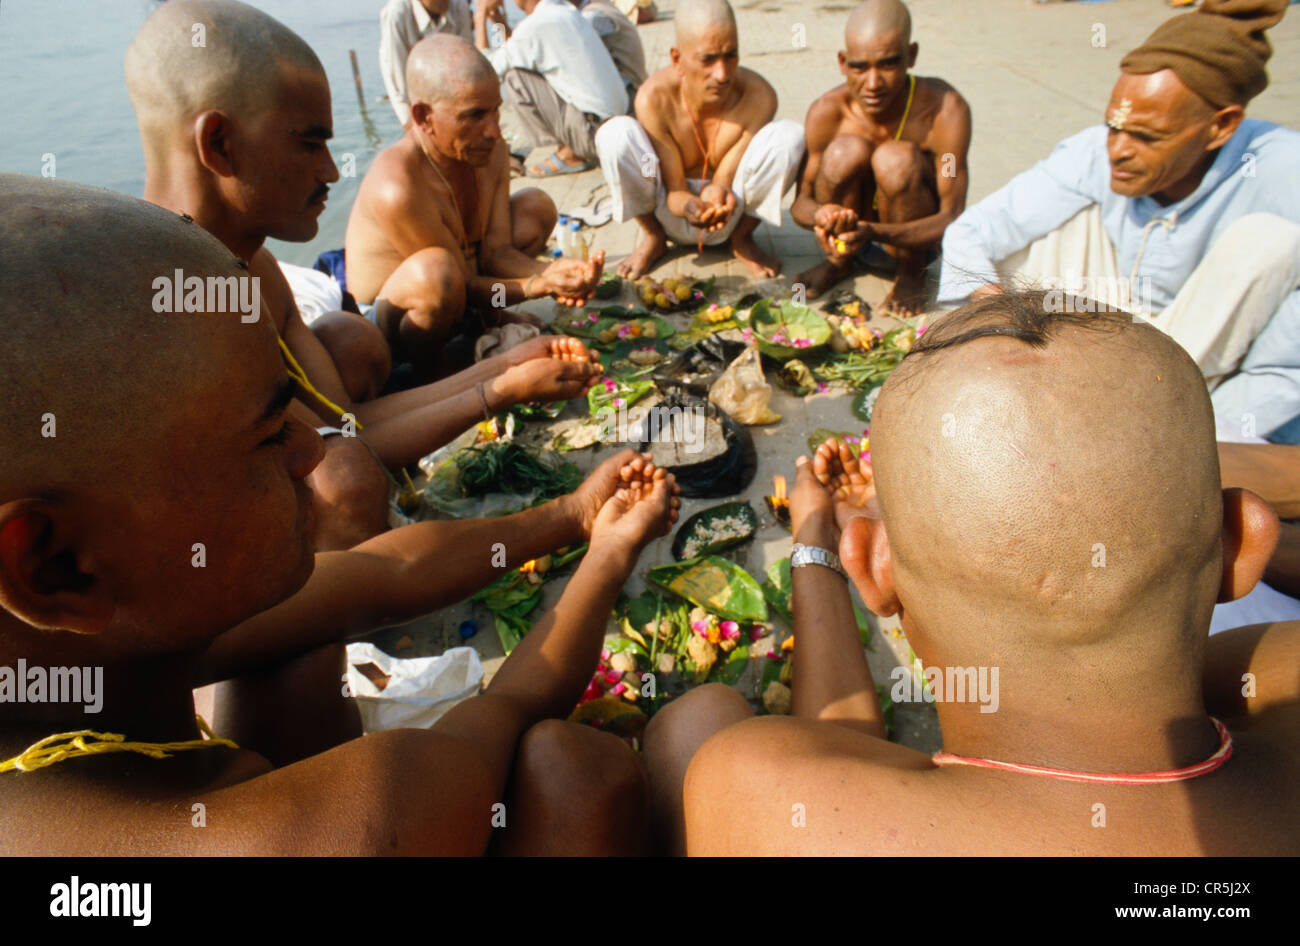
[0,715,237,774]
[872,73,916,213]
[277,336,362,430]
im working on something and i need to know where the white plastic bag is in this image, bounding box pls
[708,343,781,425]
[345,643,484,733]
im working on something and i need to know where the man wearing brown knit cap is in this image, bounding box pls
[938,0,1300,443]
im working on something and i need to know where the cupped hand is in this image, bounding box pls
[504,334,597,369]
[812,437,879,530]
[589,456,682,555]
[544,249,606,307]
[491,356,603,408]
[789,453,837,541]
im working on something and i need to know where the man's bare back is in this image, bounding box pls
[687,623,1300,855]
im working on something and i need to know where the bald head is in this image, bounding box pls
[675,0,738,46]
[406,33,498,108]
[846,0,912,46]
[126,0,323,153]
[870,294,1221,650]
[0,174,264,493]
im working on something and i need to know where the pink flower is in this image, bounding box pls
[691,619,710,634]
[611,397,625,408]
[916,324,928,336]
[603,377,616,392]
[873,329,883,338]
[708,303,719,312]
[750,627,764,641]
[610,682,627,697]
[720,620,739,640]
[862,450,872,463]
[816,381,828,394]
[766,650,782,661]
[600,647,611,662]
[588,312,599,323]
[617,324,632,338]
[794,338,812,348]
[845,435,860,444]
[604,668,622,685]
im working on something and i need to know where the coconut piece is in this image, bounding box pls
[686,635,718,680]
[609,651,638,674]
[656,653,676,675]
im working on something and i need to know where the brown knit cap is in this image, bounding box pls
[1119,0,1288,108]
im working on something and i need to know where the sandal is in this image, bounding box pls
[527,152,593,177]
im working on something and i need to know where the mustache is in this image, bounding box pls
[309,185,330,203]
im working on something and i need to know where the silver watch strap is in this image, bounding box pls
[791,543,847,579]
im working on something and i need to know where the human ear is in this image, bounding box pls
[1207,105,1244,152]
[0,503,114,635]
[410,102,434,131]
[837,50,847,72]
[1218,487,1280,603]
[907,42,919,69]
[839,515,899,617]
[193,110,236,177]
[670,47,682,72]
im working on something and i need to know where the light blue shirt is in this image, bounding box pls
[938,120,1300,437]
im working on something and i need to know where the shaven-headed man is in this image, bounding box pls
[0,174,680,855]
[791,0,971,315]
[643,293,1299,856]
[127,0,601,552]
[347,34,606,374]
[596,0,805,279]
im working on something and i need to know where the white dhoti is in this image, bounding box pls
[595,115,805,246]
[997,206,1300,391]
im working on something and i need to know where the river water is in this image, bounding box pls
[0,0,522,264]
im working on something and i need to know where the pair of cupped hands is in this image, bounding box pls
[789,437,879,559]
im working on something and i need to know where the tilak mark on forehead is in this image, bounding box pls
[1108,98,1134,132]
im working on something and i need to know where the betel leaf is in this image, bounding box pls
[647,556,768,624]
[749,298,831,361]
[587,377,654,417]
[709,643,750,685]
[471,572,539,614]
[493,607,533,655]
[593,272,622,299]
[670,501,758,561]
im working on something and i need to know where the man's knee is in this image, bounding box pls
[821,133,874,185]
[870,139,926,195]
[510,187,557,256]
[517,719,646,802]
[310,311,392,402]
[394,247,466,337]
[308,436,390,550]
[647,682,752,744]
[596,115,645,167]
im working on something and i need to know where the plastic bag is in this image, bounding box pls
[708,343,781,425]
[345,643,484,733]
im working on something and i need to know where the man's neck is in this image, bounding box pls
[143,167,266,262]
[410,128,471,180]
[850,78,911,134]
[915,640,1219,775]
[1151,151,1217,207]
[0,651,204,756]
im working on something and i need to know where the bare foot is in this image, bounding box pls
[794,258,853,300]
[731,230,781,279]
[618,229,668,279]
[878,266,926,318]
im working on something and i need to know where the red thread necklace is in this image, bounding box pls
[931,717,1234,785]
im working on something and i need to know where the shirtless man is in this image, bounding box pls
[0,175,680,855]
[792,0,970,314]
[595,0,805,279]
[127,0,601,551]
[347,34,605,373]
[644,293,1299,855]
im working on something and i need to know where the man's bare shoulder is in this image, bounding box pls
[918,76,972,129]
[635,68,680,129]
[733,66,777,120]
[0,727,494,855]
[247,246,295,332]
[357,138,422,212]
[684,715,936,855]
[804,85,852,146]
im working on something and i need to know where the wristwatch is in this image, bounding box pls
[791,543,847,580]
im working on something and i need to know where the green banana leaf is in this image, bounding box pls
[647,555,768,624]
[749,298,831,361]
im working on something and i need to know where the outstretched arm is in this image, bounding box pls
[192,451,644,684]
[431,457,681,806]
[786,442,885,737]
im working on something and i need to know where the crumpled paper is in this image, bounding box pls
[345,643,484,733]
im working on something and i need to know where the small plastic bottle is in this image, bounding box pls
[553,214,571,253]
[569,220,588,260]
